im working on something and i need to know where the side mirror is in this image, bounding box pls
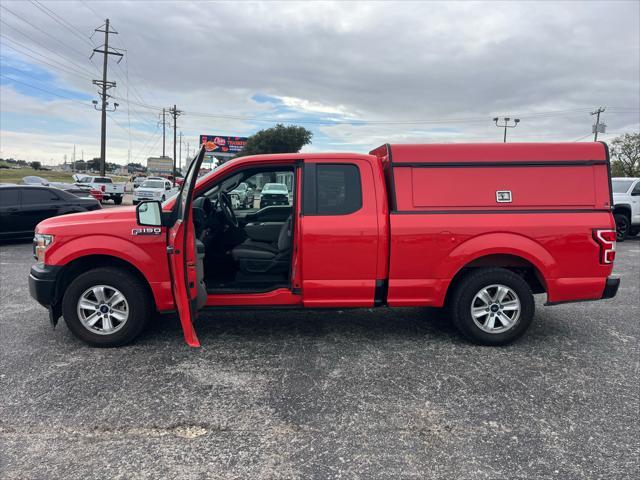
[136,200,162,226]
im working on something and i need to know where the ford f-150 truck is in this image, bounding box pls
[75,175,125,205]
[29,142,619,347]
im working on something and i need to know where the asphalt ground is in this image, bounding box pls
[0,238,638,479]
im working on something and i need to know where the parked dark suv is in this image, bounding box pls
[0,185,101,240]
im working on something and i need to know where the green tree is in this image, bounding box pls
[87,158,101,171]
[236,124,312,158]
[610,132,640,177]
[30,161,42,170]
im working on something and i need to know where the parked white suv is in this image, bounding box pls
[132,179,175,204]
[612,177,640,241]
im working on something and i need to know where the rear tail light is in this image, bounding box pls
[593,229,616,264]
[101,185,106,192]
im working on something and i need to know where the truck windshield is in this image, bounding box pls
[612,180,634,193]
[141,181,164,189]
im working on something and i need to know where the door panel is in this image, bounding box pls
[21,188,59,232]
[300,160,379,307]
[168,147,206,347]
[0,188,22,236]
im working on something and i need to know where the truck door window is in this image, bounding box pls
[632,182,640,195]
[309,164,362,215]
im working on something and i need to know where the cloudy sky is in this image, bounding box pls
[1,0,639,166]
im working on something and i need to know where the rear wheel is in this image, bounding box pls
[114,196,123,205]
[62,267,152,347]
[450,268,535,345]
[614,213,630,242]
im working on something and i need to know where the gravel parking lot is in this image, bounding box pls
[1,239,638,479]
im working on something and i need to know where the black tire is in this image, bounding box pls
[614,213,630,242]
[450,268,535,346]
[629,227,640,237]
[61,267,152,347]
[113,196,123,205]
[161,195,166,202]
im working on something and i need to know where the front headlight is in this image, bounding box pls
[33,233,54,264]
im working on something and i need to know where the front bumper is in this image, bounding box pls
[28,264,62,308]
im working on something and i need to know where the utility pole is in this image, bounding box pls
[591,107,606,141]
[72,144,75,172]
[169,105,183,186]
[179,131,183,174]
[493,117,520,142]
[91,19,123,176]
[160,108,167,157]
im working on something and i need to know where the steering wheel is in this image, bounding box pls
[218,192,238,228]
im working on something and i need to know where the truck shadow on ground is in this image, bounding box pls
[136,304,563,348]
[139,306,462,345]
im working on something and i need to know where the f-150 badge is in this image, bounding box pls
[132,227,162,236]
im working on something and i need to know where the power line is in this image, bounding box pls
[0,73,91,105]
[0,35,95,81]
[109,96,609,126]
[80,0,102,20]
[28,0,95,48]
[0,4,91,60]
[0,19,97,77]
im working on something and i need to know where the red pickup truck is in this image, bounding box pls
[29,142,619,347]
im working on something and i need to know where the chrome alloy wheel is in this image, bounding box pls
[76,285,129,335]
[470,284,521,334]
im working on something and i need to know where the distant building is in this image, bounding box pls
[147,156,173,175]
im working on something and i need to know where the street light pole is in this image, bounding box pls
[493,117,520,142]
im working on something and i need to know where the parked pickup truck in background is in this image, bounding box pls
[29,142,619,348]
[612,177,640,241]
[132,178,175,204]
[75,175,125,204]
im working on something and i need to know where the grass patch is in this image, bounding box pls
[0,168,129,184]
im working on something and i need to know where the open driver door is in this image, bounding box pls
[167,146,207,347]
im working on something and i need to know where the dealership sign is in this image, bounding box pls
[200,135,248,156]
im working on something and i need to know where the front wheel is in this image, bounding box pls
[61,267,152,347]
[450,268,535,346]
[614,213,630,242]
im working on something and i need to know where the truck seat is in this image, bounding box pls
[231,216,292,274]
